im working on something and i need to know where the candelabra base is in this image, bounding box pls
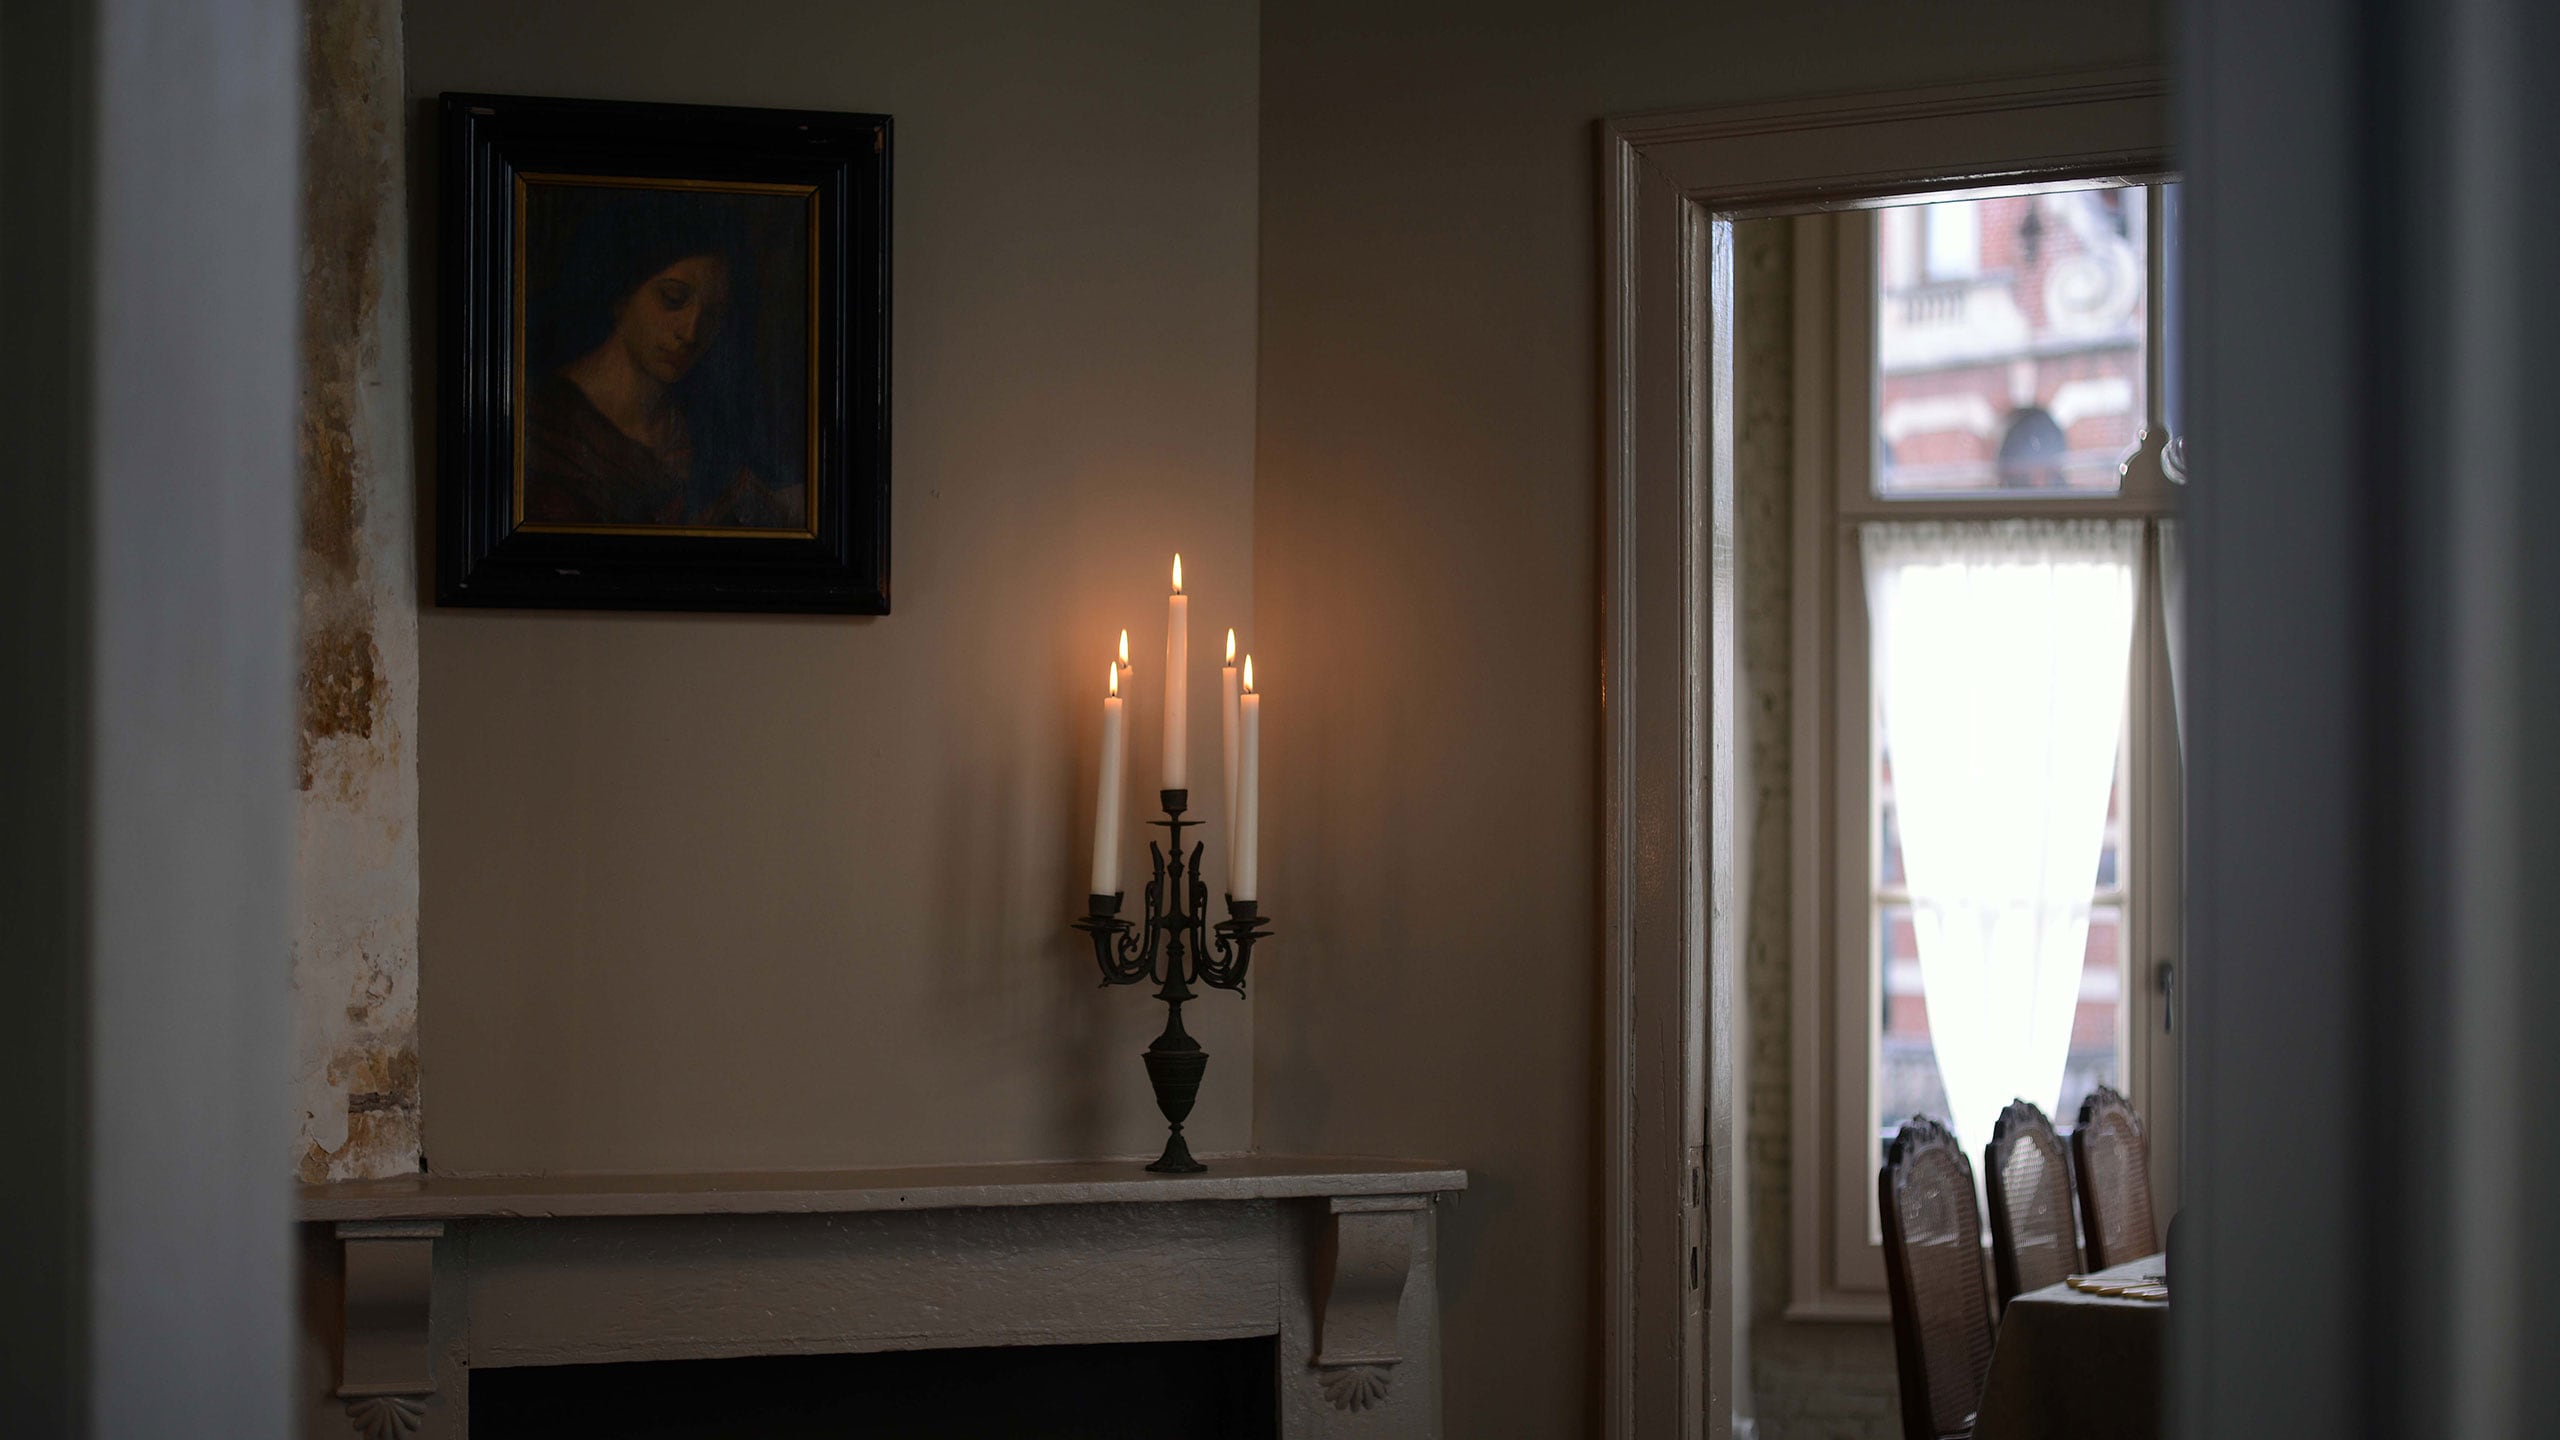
[1141,1014,1211,1174]
[1077,790,1269,1175]
[1147,1131,1206,1175]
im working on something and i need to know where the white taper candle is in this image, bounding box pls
[1162,554,1189,791]
[1220,628,1240,860]
[1090,662,1125,896]
[1233,656,1260,902]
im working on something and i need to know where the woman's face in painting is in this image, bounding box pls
[613,254,731,386]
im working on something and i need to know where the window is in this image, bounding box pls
[1922,200,1980,280]
[1788,184,2182,1319]
[1877,190,2147,496]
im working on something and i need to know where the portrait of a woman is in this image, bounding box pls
[517,182,815,533]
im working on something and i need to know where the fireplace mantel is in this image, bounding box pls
[300,1154,1466,1222]
[299,1156,1465,1440]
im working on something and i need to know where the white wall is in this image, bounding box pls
[1252,4,2164,1434]
[404,0,1264,1174]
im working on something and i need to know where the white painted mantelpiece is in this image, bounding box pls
[298,1156,1465,1439]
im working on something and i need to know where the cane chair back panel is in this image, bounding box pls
[1881,1118,1996,1440]
[2071,1085,2159,1269]
[1985,1100,2081,1309]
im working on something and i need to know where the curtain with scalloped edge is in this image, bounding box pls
[1862,519,2142,1165]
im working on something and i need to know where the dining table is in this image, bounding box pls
[1969,1252,2168,1440]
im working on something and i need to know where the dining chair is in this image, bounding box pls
[1985,1099,2081,1310]
[2071,1085,2160,1268]
[1881,1116,1997,1440]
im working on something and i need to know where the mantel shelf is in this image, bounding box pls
[299,1153,1467,1224]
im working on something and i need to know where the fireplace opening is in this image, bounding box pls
[469,1336,1279,1439]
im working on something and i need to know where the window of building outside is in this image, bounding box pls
[1921,199,1981,281]
[1789,183,2183,1317]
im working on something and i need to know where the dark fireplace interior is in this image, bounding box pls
[469,1336,1278,1440]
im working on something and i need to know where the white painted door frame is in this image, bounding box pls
[1598,69,2170,1440]
[0,0,302,1431]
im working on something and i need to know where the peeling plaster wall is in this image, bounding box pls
[294,0,422,1183]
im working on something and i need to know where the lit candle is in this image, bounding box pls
[1091,661,1125,897]
[1118,628,1131,676]
[1116,652,1131,806]
[1233,655,1260,902]
[1220,629,1240,856]
[1162,554,1189,791]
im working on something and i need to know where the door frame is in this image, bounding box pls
[1597,67,2171,1440]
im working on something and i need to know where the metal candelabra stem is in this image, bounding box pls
[1072,788,1272,1173]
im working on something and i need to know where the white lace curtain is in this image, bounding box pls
[1861,519,2142,1164]
[2158,517,2186,747]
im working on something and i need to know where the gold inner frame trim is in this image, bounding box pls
[510,171,824,540]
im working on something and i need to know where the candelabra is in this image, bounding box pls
[1073,788,1271,1173]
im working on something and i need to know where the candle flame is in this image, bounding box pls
[1118,628,1131,669]
[1242,654,1255,692]
[1171,553,1184,593]
[1108,661,1119,698]
[1226,628,1237,664]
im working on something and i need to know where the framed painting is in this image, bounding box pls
[437,93,890,612]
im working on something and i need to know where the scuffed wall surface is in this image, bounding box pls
[1734,220,1901,1440]
[294,0,421,1183]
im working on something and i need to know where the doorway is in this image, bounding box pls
[1598,69,2173,1440]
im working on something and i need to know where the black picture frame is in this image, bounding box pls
[437,92,890,613]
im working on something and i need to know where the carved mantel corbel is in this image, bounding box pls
[1311,1194,1427,1412]
[336,1220,442,1439]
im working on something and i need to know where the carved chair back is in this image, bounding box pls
[1985,1100,2081,1310]
[2071,1085,2160,1268]
[1881,1117,1996,1440]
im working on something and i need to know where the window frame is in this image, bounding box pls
[1786,197,2184,1321]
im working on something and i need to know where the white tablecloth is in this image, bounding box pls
[1969,1253,2166,1440]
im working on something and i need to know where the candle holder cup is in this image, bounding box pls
[1073,788,1271,1173]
